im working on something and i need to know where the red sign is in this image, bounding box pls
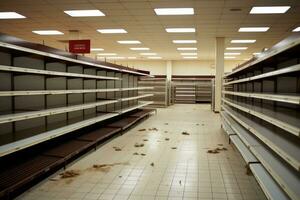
[69,40,90,54]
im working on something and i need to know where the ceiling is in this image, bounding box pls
[0,0,300,61]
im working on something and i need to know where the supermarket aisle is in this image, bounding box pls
[18,104,266,200]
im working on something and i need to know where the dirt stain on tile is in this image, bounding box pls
[148,128,158,131]
[150,162,154,167]
[164,123,168,125]
[113,146,122,151]
[91,162,129,173]
[134,143,144,147]
[141,153,146,156]
[143,139,148,142]
[165,138,170,141]
[60,170,80,179]
[171,147,177,149]
[164,131,168,133]
[138,128,146,132]
[133,152,139,155]
[182,131,190,135]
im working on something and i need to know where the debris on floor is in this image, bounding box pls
[165,138,170,141]
[134,143,144,147]
[218,144,223,146]
[133,152,139,155]
[60,170,80,179]
[150,162,154,167]
[138,128,146,131]
[179,180,182,185]
[207,147,228,154]
[143,139,148,141]
[164,131,168,133]
[119,176,122,178]
[148,127,158,131]
[182,131,190,135]
[92,162,129,173]
[196,123,199,126]
[245,165,253,176]
[207,149,219,154]
[113,146,122,151]
[171,147,177,149]
[141,153,146,156]
[202,124,205,126]
[164,123,168,125]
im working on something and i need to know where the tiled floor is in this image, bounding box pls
[17,104,267,200]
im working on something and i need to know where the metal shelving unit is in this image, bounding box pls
[221,33,300,200]
[138,76,170,107]
[0,35,153,156]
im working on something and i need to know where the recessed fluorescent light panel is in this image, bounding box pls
[231,40,256,43]
[97,29,127,34]
[117,40,141,44]
[154,8,194,15]
[226,47,248,50]
[224,52,241,55]
[250,6,290,14]
[173,40,197,44]
[130,47,150,50]
[32,30,64,35]
[224,56,236,59]
[183,56,197,59]
[148,56,162,59]
[292,27,300,32]
[64,10,105,17]
[0,12,26,19]
[166,28,195,33]
[97,53,117,56]
[177,47,197,51]
[91,48,104,51]
[239,27,269,32]
[140,53,157,55]
[181,53,197,55]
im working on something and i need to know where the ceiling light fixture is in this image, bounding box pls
[148,56,162,59]
[292,27,300,32]
[226,47,248,50]
[165,28,196,33]
[0,12,26,19]
[177,47,197,50]
[32,30,64,35]
[181,53,197,55]
[224,52,241,55]
[106,56,125,59]
[224,56,236,59]
[173,40,197,44]
[127,57,136,59]
[154,8,194,15]
[250,6,290,14]
[97,29,127,33]
[231,40,256,43]
[117,40,141,44]
[130,47,150,50]
[91,48,104,51]
[239,27,269,32]
[64,10,105,17]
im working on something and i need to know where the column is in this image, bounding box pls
[166,61,172,105]
[214,37,224,112]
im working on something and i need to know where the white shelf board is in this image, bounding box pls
[120,94,153,101]
[222,98,300,137]
[223,104,300,171]
[224,64,300,85]
[0,112,118,157]
[222,90,300,105]
[121,87,153,91]
[0,64,119,80]
[250,164,291,200]
[0,100,117,124]
[118,101,154,114]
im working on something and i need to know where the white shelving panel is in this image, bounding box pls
[221,34,300,200]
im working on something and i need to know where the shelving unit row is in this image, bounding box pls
[221,33,300,200]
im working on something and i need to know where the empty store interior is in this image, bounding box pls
[0,1,299,200]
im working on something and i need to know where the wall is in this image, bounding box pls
[116,60,244,75]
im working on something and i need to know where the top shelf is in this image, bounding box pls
[225,33,300,77]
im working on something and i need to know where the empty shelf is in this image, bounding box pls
[222,91,300,105]
[0,112,118,157]
[0,100,118,124]
[77,127,121,142]
[120,94,153,101]
[107,117,139,130]
[223,104,300,171]
[118,101,154,114]
[222,98,300,137]
[250,164,290,200]
[0,64,119,80]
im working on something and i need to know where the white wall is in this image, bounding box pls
[117,60,243,75]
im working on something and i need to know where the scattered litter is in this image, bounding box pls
[141,153,146,156]
[150,162,154,167]
[148,128,158,131]
[171,147,177,149]
[207,147,228,154]
[165,138,170,141]
[218,144,223,146]
[164,123,168,125]
[133,152,139,155]
[179,180,182,185]
[92,162,129,173]
[182,131,190,135]
[60,170,80,179]
[164,131,168,133]
[207,149,219,154]
[196,123,199,126]
[134,143,144,148]
[113,147,122,151]
[119,176,122,178]
[138,128,146,132]
[202,124,205,126]
[143,139,148,141]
